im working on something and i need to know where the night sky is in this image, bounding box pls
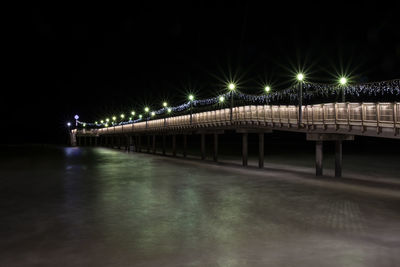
[6,2,400,144]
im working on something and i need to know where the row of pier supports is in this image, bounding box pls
[74,131,354,178]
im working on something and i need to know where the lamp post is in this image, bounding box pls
[74,115,79,127]
[188,94,194,124]
[265,86,271,104]
[228,83,235,122]
[339,77,347,102]
[296,73,304,126]
[162,102,168,127]
[144,107,149,128]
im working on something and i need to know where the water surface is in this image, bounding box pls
[0,145,399,266]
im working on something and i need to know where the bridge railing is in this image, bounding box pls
[75,102,399,136]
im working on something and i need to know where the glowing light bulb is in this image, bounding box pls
[67,122,71,127]
[228,83,235,90]
[219,96,225,102]
[144,107,149,113]
[339,77,347,85]
[131,111,135,116]
[151,111,155,117]
[163,102,168,107]
[297,73,304,81]
[112,116,116,121]
[265,86,271,92]
[167,108,172,113]
[188,94,194,101]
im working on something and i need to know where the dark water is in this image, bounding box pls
[1,145,400,266]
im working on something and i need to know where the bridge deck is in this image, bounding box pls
[74,102,400,139]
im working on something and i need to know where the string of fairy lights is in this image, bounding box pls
[67,77,400,128]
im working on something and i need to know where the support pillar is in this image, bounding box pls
[316,141,323,176]
[183,134,187,157]
[259,133,264,168]
[335,140,342,177]
[213,133,218,162]
[242,133,248,167]
[201,133,205,160]
[172,135,176,157]
[127,135,131,151]
[307,133,353,177]
[162,135,166,155]
[152,135,156,154]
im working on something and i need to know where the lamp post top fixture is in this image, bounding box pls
[296,73,304,81]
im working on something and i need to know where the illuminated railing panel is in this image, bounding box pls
[75,102,399,137]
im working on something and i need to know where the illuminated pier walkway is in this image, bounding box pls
[72,102,400,177]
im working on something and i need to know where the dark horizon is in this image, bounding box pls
[6,2,400,144]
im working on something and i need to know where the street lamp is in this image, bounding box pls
[151,111,155,117]
[74,115,79,127]
[265,86,271,93]
[339,77,347,102]
[163,102,168,108]
[67,122,71,127]
[100,120,104,124]
[219,96,225,103]
[144,107,150,128]
[228,83,236,121]
[296,73,305,126]
[188,94,194,124]
[167,108,172,113]
[120,114,125,119]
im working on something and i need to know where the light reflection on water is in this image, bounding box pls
[0,146,399,266]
